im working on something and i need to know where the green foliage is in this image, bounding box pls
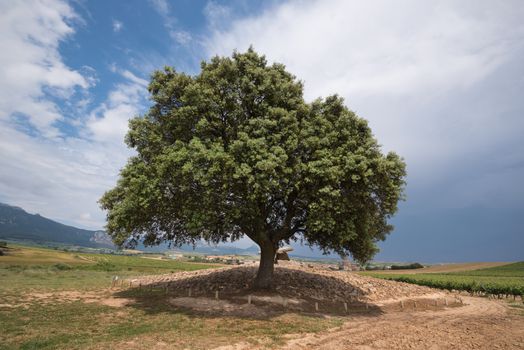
[390,262,424,270]
[90,260,118,272]
[367,262,524,296]
[100,48,406,265]
[52,263,73,271]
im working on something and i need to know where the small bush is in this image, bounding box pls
[92,260,118,271]
[52,263,73,271]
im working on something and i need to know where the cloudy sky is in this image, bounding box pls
[0,0,523,262]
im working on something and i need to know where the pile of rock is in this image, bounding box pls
[128,262,435,303]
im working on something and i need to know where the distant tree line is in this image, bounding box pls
[391,262,424,270]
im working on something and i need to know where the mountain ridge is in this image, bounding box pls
[0,203,113,248]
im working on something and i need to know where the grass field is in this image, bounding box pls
[372,262,510,274]
[363,262,524,297]
[0,244,221,291]
[0,245,343,349]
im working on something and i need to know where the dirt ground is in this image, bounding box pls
[124,263,524,350]
[204,296,524,350]
[9,263,522,349]
[14,288,524,349]
[277,296,524,350]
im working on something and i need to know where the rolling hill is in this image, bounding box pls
[0,203,113,248]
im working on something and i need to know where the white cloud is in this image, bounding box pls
[0,1,149,229]
[149,0,195,47]
[112,19,123,32]
[0,119,129,228]
[149,0,170,17]
[171,30,192,45]
[0,0,91,138]
[206,1,523,99]
[87,77,148,144]
[204,1,231,29]
[205,0,524,208]
[0,64,148,228]
[120,70,149,87]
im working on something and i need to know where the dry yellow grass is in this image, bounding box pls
[0,245,92,266]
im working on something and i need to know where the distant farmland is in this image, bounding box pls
[363,262,524,297]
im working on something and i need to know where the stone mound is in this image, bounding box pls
[128,262,436,303]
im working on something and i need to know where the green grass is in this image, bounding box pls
[0,298,341,349]
[363,262,524,296]
[447,261,524,277]
[0,245,221,292]
[0,244,343,349]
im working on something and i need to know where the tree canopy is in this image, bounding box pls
[99,48,406,289]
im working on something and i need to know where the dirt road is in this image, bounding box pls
[281,296,524,350]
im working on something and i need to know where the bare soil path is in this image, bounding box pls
[280,296,524,350]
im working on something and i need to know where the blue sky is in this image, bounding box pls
[0,0,523,262]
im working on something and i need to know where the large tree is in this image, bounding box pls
[99,48,406,289]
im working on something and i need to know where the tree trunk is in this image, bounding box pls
[253,242,276,290]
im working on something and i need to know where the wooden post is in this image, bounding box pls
[414,301,417,309]
[400,300,404,309]
[283,298,287,307]
[315,302,319,312]
[344,302,348,313]
[248,295,252,305]
[365,303,369,310]
[188,288,192,297]
[215,290,219,300]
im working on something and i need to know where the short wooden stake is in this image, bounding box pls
[139,283,142,290]
[344,302,348,313]
[248,295,252,305]
[315,302,319,312]
[215,291,219,300]
[400,300,404,309]
[365,303,369,310]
